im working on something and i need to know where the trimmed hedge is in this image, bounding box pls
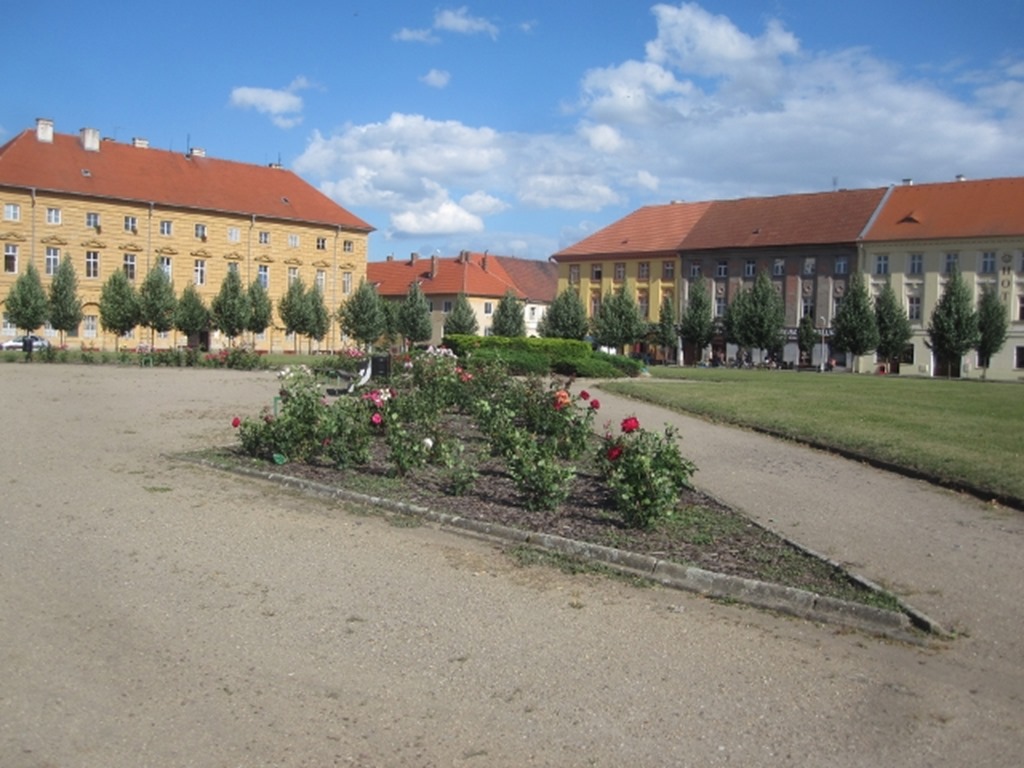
[444,334,642,378]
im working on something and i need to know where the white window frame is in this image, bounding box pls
[343,240,354,252]
[45,246,60,275]
[484,301,493,315]
[195,223,208,240]
[259,231,270,245]
[875,254,889,275]
[288,234,300,248]
[3,203,21,221]
[342,271,352,295]
[194,259,206,286]
[744,260,756,278]
[46,207,62,225]
[85,251,99,279]
[159,256,172,276]
[160,220,173,236]
[316,237,327,251]
[909,253,923,275]
[124,215,138,233]
[123,254,136,280]
[716,261,728,278]
[287,266,299,285]
[83,315,98,339]
[4,244,17,274]
[258,264,269,289]
[227,227,241,243]
[86,211,100,229]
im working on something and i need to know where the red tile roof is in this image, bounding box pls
[368,252,557,302]
[552,201,711,260]
[681,188,887,250]
[863,177,1024,241]
[0,128,373,231]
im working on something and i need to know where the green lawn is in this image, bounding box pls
[600,368,1024,505]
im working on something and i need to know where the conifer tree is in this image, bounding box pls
[491,289,526,337]
[444,292,479,336]
[678,280,714,362]
[246,279,273,341]
[306,284,330,351]
[927,270,978,378]
[974,286,1008,380]
[138,266,177,346]
[99,268,140,350]
[831,272,878,358]
[210,269,251,344]
[592,284,646,353]
[538,287,588,340]
[655,295,678,362]
[338,279,385,351]
[47,256,83,345]
[874,282,913,370]
[396,281,433,348]
[175,284,210,348]
[5,262,49,334]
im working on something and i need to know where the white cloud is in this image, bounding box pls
[434,7,499,39]
[229,77,312,128]
[299,3,1024,254]
[395,6,498,43]
[421,69,452,89]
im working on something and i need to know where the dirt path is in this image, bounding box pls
[1,365,1021,767]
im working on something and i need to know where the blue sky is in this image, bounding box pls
[5,1,1023,261]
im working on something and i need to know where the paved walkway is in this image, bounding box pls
[2,365,1022,767]
[588,379,1024,673]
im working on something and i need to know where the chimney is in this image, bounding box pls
[188,147,206,158]
[386,254,394,262]
[80,127,101,152]
[36,118,54,143]
[902,178,913,186]
[132,137,149,149]
[430,253,439,278]
[410,252,419,264]
[955,174,966,182]
[482,252,489,272]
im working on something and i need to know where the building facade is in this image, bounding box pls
[368,250,557,345]
[0,119,374,352]
[551,179,1024,379]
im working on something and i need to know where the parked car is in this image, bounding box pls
[1,334,51,351]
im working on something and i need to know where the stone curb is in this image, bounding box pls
[181,452,948,644]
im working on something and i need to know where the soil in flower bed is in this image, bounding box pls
[216,415,893,609]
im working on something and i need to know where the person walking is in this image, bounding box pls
[22,335,34,362]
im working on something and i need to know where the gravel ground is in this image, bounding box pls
[1,364,1022,767]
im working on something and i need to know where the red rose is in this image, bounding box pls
[590,399,600,410]
[231,416,241,428]
[607,445,623,461]
[621,416,640,433]
[579,390,590,400]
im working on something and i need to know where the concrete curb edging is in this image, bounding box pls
[181,453,945,644]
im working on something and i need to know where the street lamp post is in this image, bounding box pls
[818,316,827,372]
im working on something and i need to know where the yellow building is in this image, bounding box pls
[550,201,711,361]
[0,118,374,352]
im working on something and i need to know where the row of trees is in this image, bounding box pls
[537,269,1010,377]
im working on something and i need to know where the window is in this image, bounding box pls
[637,290,649,319]
[259,231,270,245]
[662,261,675,280]
[287,266,298,285]
[160,220,173,236]
[194,223,207,240]
[715,297,726,318]
[316,237,327,251]
[227,227,241,243]
[591,264,603,281]
[945,252,959,274]
[803,257,816,276]
[875,254,889,275]
[123,254,136,280]
[909,253,923,275]
[1016,346,1024,369]
[689,262,701,278]
[484,302,493,315]
[85,251,99,278]
[801,297,815,318]
[258,264,269,289]
[343,240,354,252]
[3,203,20,221]
[46,207,61,225]
[613,262,626,282]
[315,270,325,292]
[1018,295,1024,322]
[86,211,100,229]
[744,260,756,278]
[443,300,453,313]
[716,261,728,278]
[907,295,921,321]
[83,315,97,339]
[342,271,352,295]
[427,301,434,312]
[227,262,238,275]
[124,215,138,233]
[981,251,996,274]
[835,256,848,275]
[159,256,172,276]
[45,247,60,275]
[288,234,300,248]
[569,264,580,284]
[772,259,785,277]
[193,259,206,286]
[4,244,16,273]
[638,262,650,280]
[590,291,601,317]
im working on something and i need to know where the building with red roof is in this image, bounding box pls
[1,118,373,352]
[368,250,557,344]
